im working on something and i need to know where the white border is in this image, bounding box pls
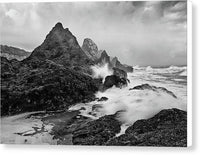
[187,0,192,147]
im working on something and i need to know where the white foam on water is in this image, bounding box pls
[96,86,186,125]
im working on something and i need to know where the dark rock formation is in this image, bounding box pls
[97,97,108,102]
[1,57,19,76]
[81,38,133,73]
[130,84,177,98]
[1,59,99,116]
[72,114,121,145]
[92,104,103,112]
[111,57,133,73]
[96,50,111,66]
[110,57,118,67]
[1,23,105,116]
[106,108,187,147]
[103,75,128,90]
[0,45,30,61]
[24,22,93,75]
[82,38,102,60]
[113,67,127,79]
[95,51,133,73]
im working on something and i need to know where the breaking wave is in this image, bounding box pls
[91,63,113,81]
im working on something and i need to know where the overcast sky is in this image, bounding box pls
[0,1,187,67]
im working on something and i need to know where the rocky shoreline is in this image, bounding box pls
[1,108,186,146]
[50,108,187,146]
[1,22,187,146]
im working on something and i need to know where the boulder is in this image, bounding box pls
[106,108,187,147]
[72,114,121,145]
[97,97,108,102]
[103,75,128,90]
[92,104,103,112]
[113,67,127,79]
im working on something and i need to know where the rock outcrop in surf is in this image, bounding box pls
[130,84,177,98]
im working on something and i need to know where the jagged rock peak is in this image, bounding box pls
[111,57,118,63]
[53,22,64,30]
[34,22,80,51]
[112,57,118,61]
[51,22,70,33]
[82,38,98,52]
[26,22,88,66]
[96,50,111,65]
[82,38,102,60]
[101,50,109,57]
[83,38,97,46]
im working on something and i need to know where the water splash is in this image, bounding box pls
[91,63,113,81]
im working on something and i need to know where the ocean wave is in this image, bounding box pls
[145,66,153,71]
[179,70,187,76]
[168,65,187,70]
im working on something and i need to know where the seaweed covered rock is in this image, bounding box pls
[72,114,121,145]
[0,57,20,76]
[106,108,187,147]
[1,59,99,116]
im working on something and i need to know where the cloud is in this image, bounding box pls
[0,1,187,66]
